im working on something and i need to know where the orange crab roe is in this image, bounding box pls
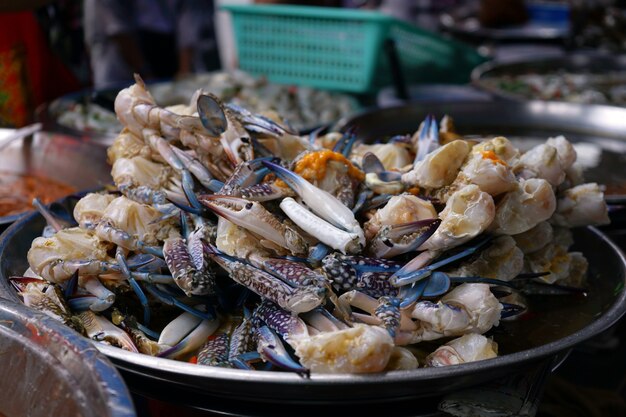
[275,150,365,189]
[481,150,507,166]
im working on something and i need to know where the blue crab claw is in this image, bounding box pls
[333,129,358,157]
[117,248,150,325]
[157,310,220,359]
[414,114,439,164]
[170,146,223,193]
[199,194,308,255]
[256,326,309,377]
[391,236,492,287]
[181,169,203,211]
[263,161,365,239]
[308,124,330,146]
[67,294,100,311]
[500,302,527,319]
[358,193,392,213]
[308,243,332,263]
[398,279,429,308]
[64,270,79,298]
[197,94,227,136]
[368,218,441,258]
[143,283,215,321]
[204,243,324,314]
[352,189,373,214]
[230,352,260,370]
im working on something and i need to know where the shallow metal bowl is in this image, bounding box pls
[471,53,626,104]
[0,131,111,226]
[0,199,625,413]
[0,300,135,417]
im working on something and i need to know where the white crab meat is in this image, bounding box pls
[551,183,610,227]
[401,283,502,344]
[364,194,437,240]
[514,143,566,186]
[444,235,524,281]
[512,221,553,255]
[425,333,498,367]
[458,147,517,196]
[28,227,113,283]
[401,140,471,189]
[73,193,116,229]
[489,178,556,235]
[421,184,495,251]
[352,143,412,171]
[290,324,394,373]
[98,196,179,246]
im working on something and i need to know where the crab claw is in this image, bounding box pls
[77,311,139,352]
[280,197,362,254]
[368,218,441,258]
[414,114,439,164]
[262,161,365,242]
[199,195,308,255]
[332,129,358,157]
[158,310,220,359]
[256,326,309,376]
[204,243,325,314]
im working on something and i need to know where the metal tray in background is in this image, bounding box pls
[340,100,626,205]
[0,131,112,225]
[471,53,626,103]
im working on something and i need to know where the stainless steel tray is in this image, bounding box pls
[471,53,626,104]
[0,131,111,225]
[0,203,624,413]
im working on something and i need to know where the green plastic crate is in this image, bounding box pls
[222,4,487,93]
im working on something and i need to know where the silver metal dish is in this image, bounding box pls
[0,300,135,417]
[0,198,624,413]
[0,131,111,225]
[471,53,626,104]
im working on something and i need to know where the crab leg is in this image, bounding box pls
[256,326,309,376]
[77,310,138,352]
[157,310,220,359]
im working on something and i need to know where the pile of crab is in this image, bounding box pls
[13,75,610,375]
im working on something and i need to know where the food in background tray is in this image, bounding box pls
[52,70,356,136]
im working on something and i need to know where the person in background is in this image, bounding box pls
[83,0,218,90]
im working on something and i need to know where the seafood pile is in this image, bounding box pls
[13,75,609,375]
[53,71,355,136]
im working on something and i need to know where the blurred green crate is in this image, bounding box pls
[222,4,487,93]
